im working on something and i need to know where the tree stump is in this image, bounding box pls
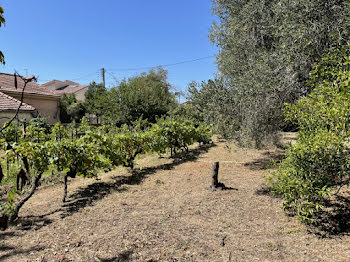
[210,162,226,191]
[211,162,219,188]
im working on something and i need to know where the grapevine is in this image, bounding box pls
[0,117,212,228]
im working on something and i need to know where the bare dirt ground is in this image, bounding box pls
[1,134,350,262]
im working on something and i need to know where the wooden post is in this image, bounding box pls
[211,162,219,188]
[210,161,227,191]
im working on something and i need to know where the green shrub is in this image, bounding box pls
[268,44,350,223]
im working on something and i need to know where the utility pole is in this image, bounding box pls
[174,91,183,104]
[101,67,105,88]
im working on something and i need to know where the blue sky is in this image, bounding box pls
[0,0,218,96]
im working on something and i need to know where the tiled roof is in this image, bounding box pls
[41,80,70,90]
[0,91,36,111]
[41,79,88,96]
[0,73,60,98]
[54,85,88,95]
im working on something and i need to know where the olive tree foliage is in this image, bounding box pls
[205,0,350,146]
[172,102,203,124]
[187,79,238,139]
[0,5,5,64]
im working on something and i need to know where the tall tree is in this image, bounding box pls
[84,68,176,125]
[60,94,86,123]
[0,5,5,64]
[208,0,350,146]
[187,79,238,138]
[84,82,108,122]
[113,67,176,124]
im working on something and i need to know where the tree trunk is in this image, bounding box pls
[10,172,42,222]
[0,163,3,184]
[16,169,29,191]
[63,173,68,202]
[211,162,220,188]
[210,162,226,191]
[22,156,30,174]
[16,169,20,190]
[63,168,77,202]
[0,214,9,231]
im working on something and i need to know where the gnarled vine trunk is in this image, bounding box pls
[10,172,42,222]
[0,214,9,231]
[63,168,77,202]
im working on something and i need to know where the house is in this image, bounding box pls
[0,91,36,126]
[0,73,61,125]
[41,80,88,101]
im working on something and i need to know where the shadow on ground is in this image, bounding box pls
[244,151,284,171]
[98,248,134,262]
[61,143,215,218]
[256,185,350,237]
[16,143,216,228]
[251,146,350,237]
[255,185,274,196]
[14,216,53,232]
[0,245,45,261]
[311,194,350,237]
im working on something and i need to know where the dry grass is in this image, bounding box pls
[0,134,350,261]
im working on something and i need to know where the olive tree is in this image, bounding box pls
[206,0,350,146]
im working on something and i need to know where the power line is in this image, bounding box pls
[107,55,215,72]
[38,72,98,83]
[107,71,119,83]
[70,72,98,81]
[5,55,216,84]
